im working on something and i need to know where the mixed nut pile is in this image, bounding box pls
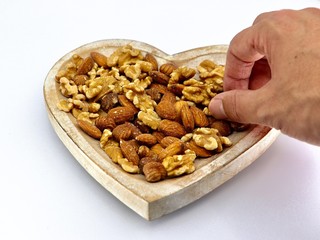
[55,44,245,182]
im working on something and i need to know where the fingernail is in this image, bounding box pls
[209,98,227,119]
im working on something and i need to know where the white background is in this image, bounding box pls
[1,0,320,239]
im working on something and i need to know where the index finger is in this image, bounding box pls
[223,25,266,91]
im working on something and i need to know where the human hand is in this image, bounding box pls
[209,8,320,145]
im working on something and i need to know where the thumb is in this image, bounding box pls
[209,89,263,124]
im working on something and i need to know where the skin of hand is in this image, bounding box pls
[209,8,320,145]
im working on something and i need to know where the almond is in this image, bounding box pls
[160,63,178,76]
[160,91,176,103]
[158,119,186,138]
[77,119,102,140]
[181,104,195,132]
[149,71,170,85]
[125,122,142,138]
[150,143,165,156]
[164,141,185,155]
[160,136,181,148]
[190,106,209,127]
[107,106,136,124]
[155,102,177,120]
[138,145,151,158]
[144,53,158,71]
[174,100,189,120]
[127,139,140,152]
[76,56,94,75]
[158,141,185,160]
[152,131,165,143]
[112,123,133,141]
[149,83,170,94]
[135,134,158,146]
[133,118,151,133]
[120,140,140,165]
[211,120,232,136]
[100,92,119,113]
[145,88,162,103]
[95,116,116,131]
[186,140,213,158]
[90,51,108,68]
[139,156,161,173]
[143,161,167,182]
[118,95,139,114]
[155,92,177,120]
[138,146,159,161]
[167,83,185,97]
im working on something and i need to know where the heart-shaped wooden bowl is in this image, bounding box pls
[43,39,279,220]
